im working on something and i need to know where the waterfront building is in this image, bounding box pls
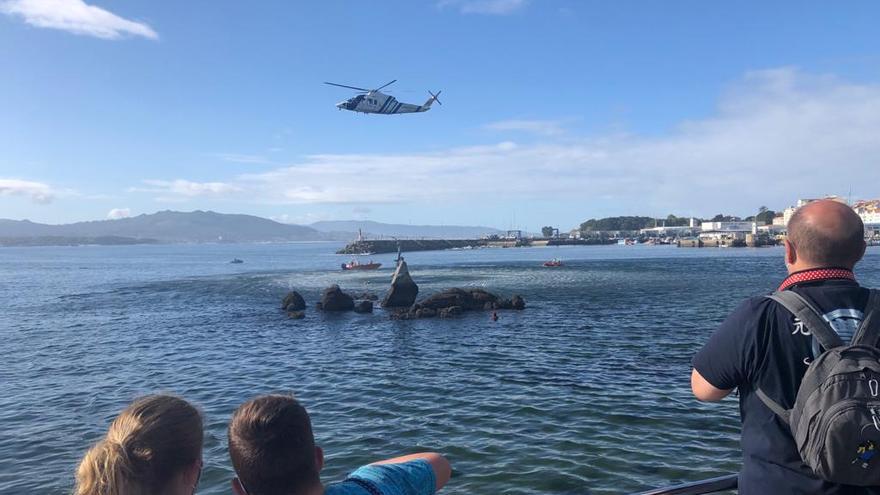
[772,214,786,227]
[699,221,757,241]
[853,199,880,225]
[758,224,787,240]
[639,225,699,238]
[782,196,848,225]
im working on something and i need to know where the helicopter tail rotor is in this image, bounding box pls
[427,90,442,106]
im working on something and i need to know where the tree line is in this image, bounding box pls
[576,208,777,233]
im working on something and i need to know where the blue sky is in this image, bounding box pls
[1,0,879,231]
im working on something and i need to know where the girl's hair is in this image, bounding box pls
[74,395,203,495]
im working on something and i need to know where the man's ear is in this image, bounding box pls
[232,477,247,495]
[785,239,797,266]
[315,445,325,473]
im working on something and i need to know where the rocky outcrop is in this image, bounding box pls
[316,285,354,311]
[353,300,374,313]
[419,288,503,311]
[381,260,419,308]
[390,288,525,319]
[438,306,464,318]
[509,294,525,310]
[287,310,305,320]
[351,292,378,301]
[281,291,306,311]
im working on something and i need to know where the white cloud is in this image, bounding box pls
[213,153,274,165]
[484,119,566,136]
[135,68,880,216]
[0,178,55,203]
[270,212,333,225]
[1,0,158,40]
[106,207,130,219]
[438,0,527,15]
[133,179,241,202]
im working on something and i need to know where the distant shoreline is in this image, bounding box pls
[0,237,347,248]
[0,236,160,247]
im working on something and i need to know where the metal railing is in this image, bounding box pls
[634,474,737,495]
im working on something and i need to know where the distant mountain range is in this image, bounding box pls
[0,210,326,245]
[309,220,504,239]
[0,211,504,246]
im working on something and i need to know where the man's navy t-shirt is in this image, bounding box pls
[693,277,872,494]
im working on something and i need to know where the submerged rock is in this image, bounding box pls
[510,294,526,310]
[353,300,374,314]
[281,291,306,311]
[382,260,419,308]
[496,294,526,310]
[391,288,525,319]
[351,292,379,301]
[415,307,437,318]
[438,306,463,318]
[318,285,354,311]
[419,288,500,311]
[287,310,305,320]
[389,310,415,320]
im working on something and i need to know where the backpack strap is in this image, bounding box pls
[768,290,845,350]
[754,290,844,424]
[853,289,880,346]
[755,387,791,424]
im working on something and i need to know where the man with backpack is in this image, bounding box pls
[692,199,880,494]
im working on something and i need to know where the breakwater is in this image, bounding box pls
[678,234,777,248]
[337,239,482,254]
[336,238,615,254]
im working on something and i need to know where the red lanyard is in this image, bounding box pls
[778,268,856,291]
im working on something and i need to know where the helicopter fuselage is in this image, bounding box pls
[336,91,432,114]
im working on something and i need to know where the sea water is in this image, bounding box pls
[2,243,878,494]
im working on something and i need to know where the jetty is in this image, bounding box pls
[336,237,614,255]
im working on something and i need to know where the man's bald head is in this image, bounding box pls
[787,200,865,269]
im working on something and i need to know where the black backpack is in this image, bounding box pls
[757,289,880,485]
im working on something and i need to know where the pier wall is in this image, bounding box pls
[338,239,481,254]
[337,238,616,254]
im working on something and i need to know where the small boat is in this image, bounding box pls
[342,260,381,271]
[543,258,563,267]
[229,258,244,264]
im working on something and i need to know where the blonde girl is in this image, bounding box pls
[74,395,203,495]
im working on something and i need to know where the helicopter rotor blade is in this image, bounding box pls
[429,90,442,105]
[324,81,371,92]
[375,79,397,92]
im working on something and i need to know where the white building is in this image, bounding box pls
[853,199,880,226]
[759,224,787,236]
[699,221,757,240]
[639,225,699,237]
[783,196,848,226]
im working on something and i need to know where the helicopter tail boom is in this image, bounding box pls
[421,90,442,111]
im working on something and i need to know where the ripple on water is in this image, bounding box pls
[1,244,879,494]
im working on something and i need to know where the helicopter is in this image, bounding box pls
[324,79,442,115]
